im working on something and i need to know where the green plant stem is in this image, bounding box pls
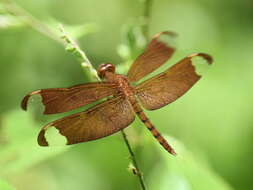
[121,130,146,190]
[142,0,153,40]
[60,25,146,189]
[119,1,155,190]
[2,0,65,45]
[122,1,154,189]
[59,24,100,82]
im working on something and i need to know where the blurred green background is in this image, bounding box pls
[0,0,252,190]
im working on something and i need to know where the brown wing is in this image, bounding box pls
[38,97,135,146]
[135,53,213,110]
[127,31,176,82]
[21,82,117,114]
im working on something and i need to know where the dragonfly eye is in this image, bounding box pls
[97,63,116,78]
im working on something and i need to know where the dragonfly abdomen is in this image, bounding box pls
[130,99,176,156]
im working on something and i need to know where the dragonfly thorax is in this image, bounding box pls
[115,74,135,99]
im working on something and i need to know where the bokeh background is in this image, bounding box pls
[0,0,252,190]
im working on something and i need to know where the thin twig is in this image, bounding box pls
[121,130,146,190]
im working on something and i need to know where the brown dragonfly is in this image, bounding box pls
[21,31,213,155]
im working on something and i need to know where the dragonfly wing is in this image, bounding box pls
[135,53,213,110]
[21,82,117,114]
[127,31,176,82]
[38,96,135,146]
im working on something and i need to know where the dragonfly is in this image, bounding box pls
[21,31,213,155]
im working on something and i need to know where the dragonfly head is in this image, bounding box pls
[97,63,116,79]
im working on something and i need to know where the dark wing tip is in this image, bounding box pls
[21,94,30,111]
[21,90,41,111]
[154,31,178,48]
[38,129,49,146]
[155,31,178,38]
[188,53,213,65]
